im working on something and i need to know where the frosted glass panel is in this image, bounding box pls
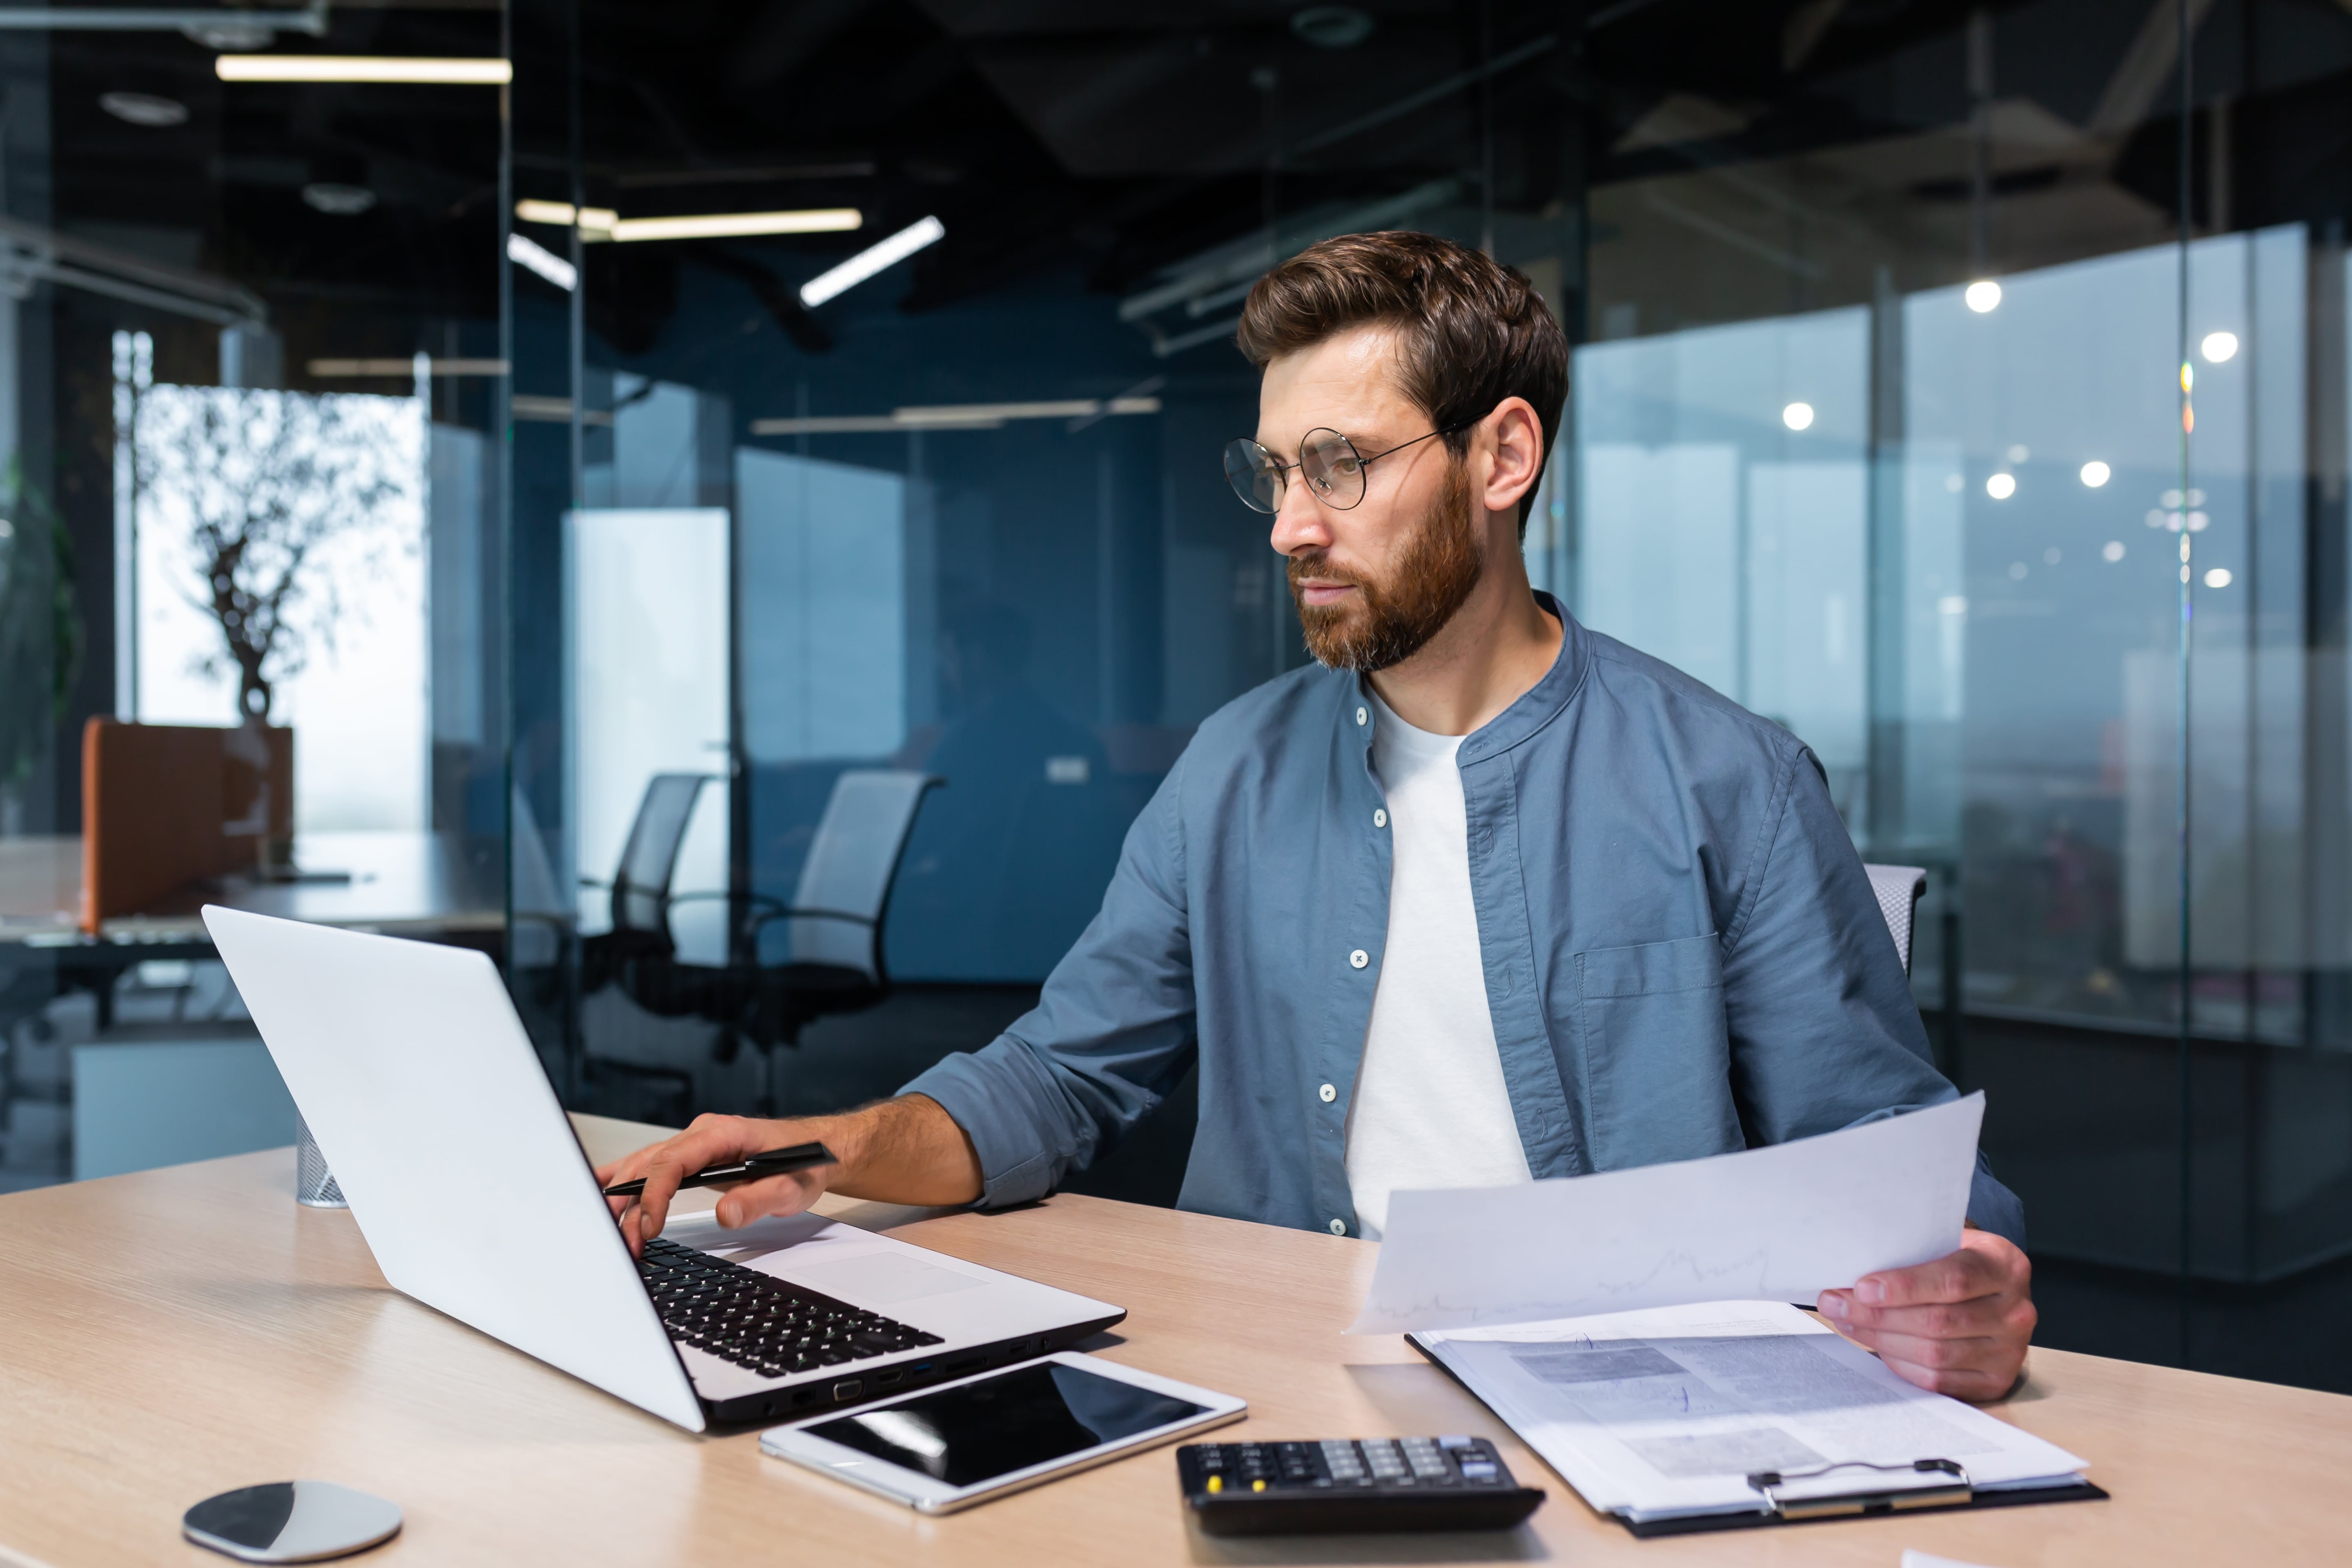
[566,507,730,933]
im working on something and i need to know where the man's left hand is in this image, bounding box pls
[1817,1228,2035,1401]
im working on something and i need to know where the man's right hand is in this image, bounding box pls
[595,1113,837,1257]
[592,1094,985,1258]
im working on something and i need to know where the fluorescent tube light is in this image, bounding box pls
[798,215,945,307]
[507,232,575,292]
[606,209,860,243]
[748,394,1159,437]
[515,199,616,232]
[216,55,512,84]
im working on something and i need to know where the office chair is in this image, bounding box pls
[585,769,938,1116]
[1862,863,1929,976]
[576,773,723,1123]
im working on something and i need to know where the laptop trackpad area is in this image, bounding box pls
[787,1252,989,1307]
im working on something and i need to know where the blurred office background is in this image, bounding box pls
[2,0,2349,1393]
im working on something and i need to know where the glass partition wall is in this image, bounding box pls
[0,10,505,1189]
[495,0,2352,1388]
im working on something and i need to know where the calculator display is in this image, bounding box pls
[804,1363,1209,1487]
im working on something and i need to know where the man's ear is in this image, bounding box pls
[1481,397,1544,520]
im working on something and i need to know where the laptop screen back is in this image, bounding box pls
[203,905,705,1431]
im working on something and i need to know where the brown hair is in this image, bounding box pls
[1235,230,1568,538]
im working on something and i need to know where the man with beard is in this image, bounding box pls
[601,231,2037,1400]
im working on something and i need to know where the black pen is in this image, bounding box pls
[601,1141,837,1199]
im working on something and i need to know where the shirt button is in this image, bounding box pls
[1355,706,1368,726]
[1319,1082,1336,1103]
[1329,1218,1348,1236]
[1373,808,1388,829]
[1349,949,1368,969]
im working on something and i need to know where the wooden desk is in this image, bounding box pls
[2,1115,2345,1567]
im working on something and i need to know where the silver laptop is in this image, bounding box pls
[203,905,1124,1432]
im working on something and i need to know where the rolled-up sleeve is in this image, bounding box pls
[1723,748,2027,1249]
[898,757,1200,1207]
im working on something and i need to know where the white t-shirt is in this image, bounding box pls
[1342,693,1533,1239]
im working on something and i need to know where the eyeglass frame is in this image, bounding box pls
[1225,419,1475,514]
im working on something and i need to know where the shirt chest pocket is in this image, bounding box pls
[1573,933,1742,1170]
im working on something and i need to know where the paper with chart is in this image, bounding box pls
[1414,1299,2086,1524]
[1349,1093,1984,1334]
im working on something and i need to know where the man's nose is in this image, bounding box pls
[1267,479,1331,559]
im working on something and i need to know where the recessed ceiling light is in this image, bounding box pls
[216,56,513,85]
[2200,330,2238,363]
[1781,401,1814,431]
[100,91,188,128]
[1291,5,1376,48]
[302,183,376,216]
[2080,460,2111,487]
[1964,279,2002,313]
[1985,472,2016,500]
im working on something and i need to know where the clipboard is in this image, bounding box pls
[1617,1457,2109,1538]
[1407,1334,2109,1537]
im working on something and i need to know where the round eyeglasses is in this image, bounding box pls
[1222,423,1466,514]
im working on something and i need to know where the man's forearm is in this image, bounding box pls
[808,1093,984,1207]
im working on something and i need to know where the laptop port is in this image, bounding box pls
[877,1370,904,1387]
[943,1353,984,1376]
[832,1379,862,1402]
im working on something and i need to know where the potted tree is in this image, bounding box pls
[133,385,410,873]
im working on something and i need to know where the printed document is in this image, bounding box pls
[1350,1094,1983,1334]
[1415,1300,2086,1524]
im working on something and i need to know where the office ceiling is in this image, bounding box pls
[40,0,2352,361]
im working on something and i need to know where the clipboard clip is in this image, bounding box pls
[1745,1458,1973,1520]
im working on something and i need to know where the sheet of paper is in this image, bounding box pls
[1350,1093,1984,1334]
[1416,1300,2085,1524]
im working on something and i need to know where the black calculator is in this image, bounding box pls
[1176,1436,1544,1535]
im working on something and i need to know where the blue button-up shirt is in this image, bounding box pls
[903,597,2024,1246]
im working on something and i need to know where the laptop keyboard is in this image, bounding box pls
[638,1235,945,1380]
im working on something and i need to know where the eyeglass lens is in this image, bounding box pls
[1222,428,1372,514]
[1223,438,1284,513]
[1299,429,1365,507]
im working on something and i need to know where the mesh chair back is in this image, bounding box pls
[612,774,715,936]
[1863,862,1929,976]
[785,770,935,979]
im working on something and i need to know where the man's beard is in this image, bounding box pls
[1289,459,1483,673]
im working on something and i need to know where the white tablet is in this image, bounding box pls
[759,1352,1245,1514]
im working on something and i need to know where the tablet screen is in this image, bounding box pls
[803,1362,1208,1487]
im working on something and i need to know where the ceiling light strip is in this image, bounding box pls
[749,396,1158,438]
[607,209,860,243]
[506,233,575,292]
[797,215,945,307]
[216,55,512,84]
[515,200,616,232]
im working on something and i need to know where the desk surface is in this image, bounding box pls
[0,831,504,946]
[2,1114,2346,1568]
